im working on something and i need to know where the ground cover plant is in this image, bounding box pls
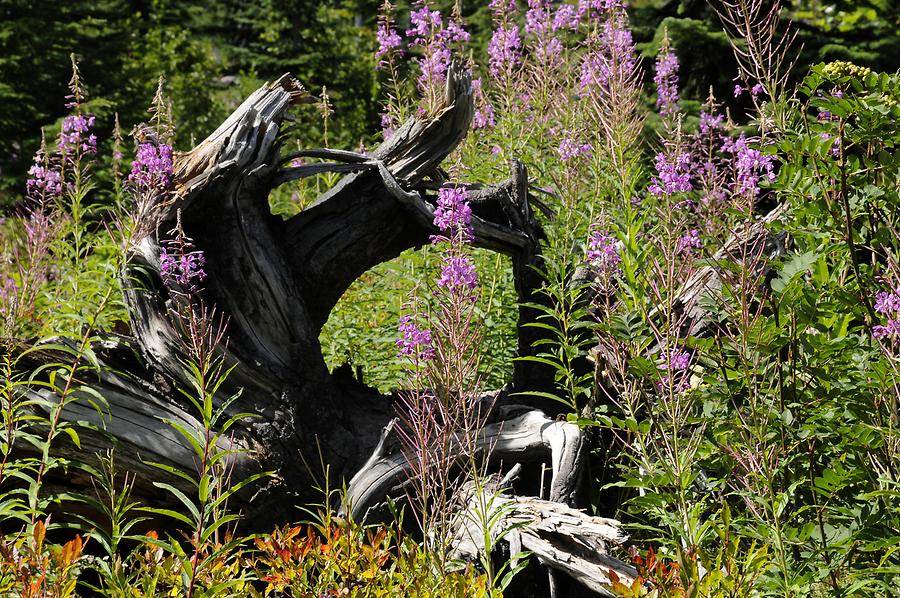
[0,0,898,596]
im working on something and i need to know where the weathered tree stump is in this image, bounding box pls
[15,66,636,594]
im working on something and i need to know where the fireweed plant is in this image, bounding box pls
[140,223,264,597]
[394,184,495,569]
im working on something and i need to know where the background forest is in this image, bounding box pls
[1,0,899,596]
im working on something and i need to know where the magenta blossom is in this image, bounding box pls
[437,254,478,296]
[699,111,724,135]
[525,0,563,65]
[397,315,435,360]
[405,4,468,96]
[649,151,693,197]
[58,114,97,156]
[558,137,593,161]
[159,243,207,291]
[552,4,581,31]
[654,40,680,117]
[433,186,473,237]
[472,78,496,129]
[721,134,776,197]
[579,0,626,15]
[128,142,174,192]
[587,226,622,274]
[579,10,637,91]
[488,25,522,78]
[875,289,900,316]
[658,348,691,391]
[375,21,403,65]
[26,163,62,201]
[677,229,703,255]
[874,286,900,343]
[490,0,517,13]
[407,5,442,42]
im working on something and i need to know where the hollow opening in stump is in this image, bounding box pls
[320,246,519,393]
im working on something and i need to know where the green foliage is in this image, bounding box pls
[597,64,900,596]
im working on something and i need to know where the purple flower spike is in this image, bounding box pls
[407,5,442,42]
[649,151,693,197]
[658,348,692,391]
[433,186,473,237]
[397,315,435,360]
[58,114,97,156]
[587,226,622,274]
[405,4,468,98]
[874,285,900,344]
[376,23,403,63]
[488,25,522,78]
[558,137,594,161]
[654,40,680,117]
[875,289,900,315]
[677,229,703,255]
[721,134,776,197]
[159,239,207,291]
[662,349,691,371]
[699,111,724,135]
[26,163,63,201]
[128,142,174,193]
[578,11,637,91]
[438,254,479,297]
[552,4,580,31]
[472,79,495,129]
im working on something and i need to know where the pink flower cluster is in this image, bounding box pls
[58,114,97,156]
[874,287,900,342]
[488,25,522,78]
[552,4,581,31]
[587,226,622,274]
[654,43,680,117]
[433,186,473,237]
[734,82,764,98]
[699,111,724,135]
[558,137,593,161]
[525,0,564,64]
[159,242,207,291]
[397,314,435,360]
[26,163,62,200]
[437,255,478,293]
[376,20,403,65]
[721,134,776,196]
[677,229,703,255]
[433,186,478,300]
[649,151,693,197]
[658,348,691,391]
[579,11,637,91]
[472,79,496,129]
[128,142,174,193]
[397,185,478,360]
[406,4,469,93]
